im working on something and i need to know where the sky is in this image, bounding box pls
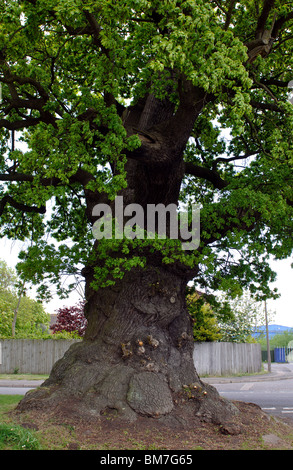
[266,257,293,327]
[0,237,83,315]
[0,237,292,327]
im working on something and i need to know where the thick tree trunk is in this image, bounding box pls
[17,91,239,427]
[18,264,238,427]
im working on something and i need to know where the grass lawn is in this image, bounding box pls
[0,395,73,450]
[0,374,48,381]
[0,395,41,450]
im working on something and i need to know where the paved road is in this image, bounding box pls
[0,379,43,396]
[203,363,293,423]
[0,387,35,395]
[211,378,293,423]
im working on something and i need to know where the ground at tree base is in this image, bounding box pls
[11,400,293,450]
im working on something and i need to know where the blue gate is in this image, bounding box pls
[274,347,286,363]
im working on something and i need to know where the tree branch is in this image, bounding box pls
[162,80,215,154]
[250,99,283,112]
[0,195,46,217]
[184,162,228,189]
[0,117,43,131]
[272,11,293,38]
[260,78,290,88]
[0,70,49,101]
[0,60,57,129]
[245,5,293,63]
[213,151,257,166]
[255,0,276,38]
[0,168,95,187]
[224,0,236,29]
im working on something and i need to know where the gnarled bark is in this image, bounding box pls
[17,265,238,427]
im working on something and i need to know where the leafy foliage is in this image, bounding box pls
[0,1,292,302]
[0,297,14,337]
[187,288,272,343]
[0,259,49,338]
[187,289,223,342]
[0,259,17,290]
[50,300,87,337]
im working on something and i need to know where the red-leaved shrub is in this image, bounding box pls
[50,300,87,337]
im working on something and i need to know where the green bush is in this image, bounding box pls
[187,291,222,342]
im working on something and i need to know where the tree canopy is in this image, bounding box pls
[0,0,292,301]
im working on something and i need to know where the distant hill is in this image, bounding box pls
[253,324,293,338]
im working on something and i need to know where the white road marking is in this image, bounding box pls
[240,383,254,391]
[262,407,293,414]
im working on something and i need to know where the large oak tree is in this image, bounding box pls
[1,0,293,425]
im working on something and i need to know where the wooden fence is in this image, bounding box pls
[0,339,262,376]
[193,341,262,376]
[0,339,80,375]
